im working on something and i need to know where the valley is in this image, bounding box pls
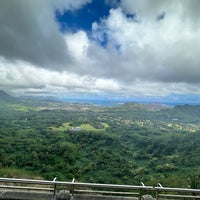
[1,91,200,188]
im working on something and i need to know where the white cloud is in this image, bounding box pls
[93,78,120,91]
[1,0,200,98]
[91,3,200,83]
[66,31,89,60]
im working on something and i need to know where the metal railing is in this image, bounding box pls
[0,177,200,199]
[155,183,200,199]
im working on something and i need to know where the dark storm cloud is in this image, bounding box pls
[0,0,73,70]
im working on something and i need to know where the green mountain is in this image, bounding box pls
[0,90,18,103]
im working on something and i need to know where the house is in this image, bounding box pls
[70,127,82,132]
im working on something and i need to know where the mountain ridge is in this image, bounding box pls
[0,90,18,103]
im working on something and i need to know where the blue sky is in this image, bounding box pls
[56,0,114,32]
[0,0,200,103]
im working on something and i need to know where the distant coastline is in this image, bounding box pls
[59,98,200,107]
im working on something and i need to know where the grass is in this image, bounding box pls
[51,122,110,132]
[80,123,99,131]
[51,122,71,132]
[8,104,40,111]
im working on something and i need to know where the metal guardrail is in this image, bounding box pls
[0,177,200,199]
[0,178,152,198]
[155,183,200,199]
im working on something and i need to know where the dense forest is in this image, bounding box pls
[1,90,200,188]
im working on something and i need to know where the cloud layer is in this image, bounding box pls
[1,0,200,97]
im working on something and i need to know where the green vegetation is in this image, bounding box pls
[1,91,200,187]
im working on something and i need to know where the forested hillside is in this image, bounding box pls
[1,92,200,188]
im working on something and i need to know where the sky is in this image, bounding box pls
[1,0,200,101]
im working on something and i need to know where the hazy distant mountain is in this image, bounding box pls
[0,90,18,103]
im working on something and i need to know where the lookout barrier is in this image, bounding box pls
[0,177,200,199]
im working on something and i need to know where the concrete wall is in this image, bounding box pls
[0,190,52,200]
[0,190,149,200]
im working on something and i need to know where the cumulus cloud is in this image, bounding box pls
[92,2,200,83]
[1,0,200,97]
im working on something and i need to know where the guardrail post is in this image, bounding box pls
[139,182,145,200]
[155,188,159,200]
[156,183,163,200]
[53,177,57,197]
[71,178,75,196]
